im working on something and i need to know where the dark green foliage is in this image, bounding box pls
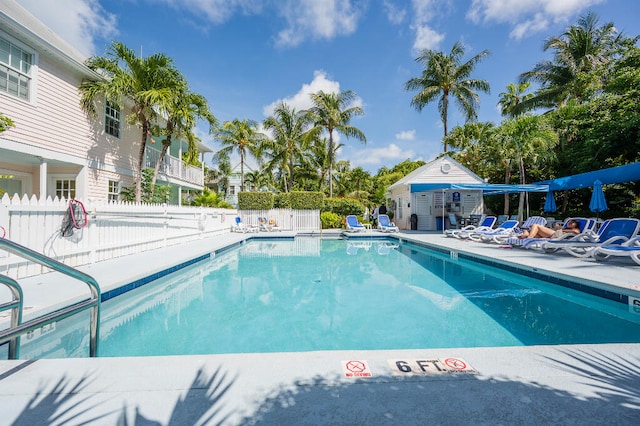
[322,197,366,216]
[238,192,274,210]
[290,191,324,209]
[274,191,324,209]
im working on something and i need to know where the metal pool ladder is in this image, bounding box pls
[0,238,101,359]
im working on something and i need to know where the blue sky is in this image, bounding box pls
[16,0,640,173]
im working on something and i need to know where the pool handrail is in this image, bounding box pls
[0,238,101,359]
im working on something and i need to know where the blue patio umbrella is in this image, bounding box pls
[543,190,557,213]
[589,179,608,219]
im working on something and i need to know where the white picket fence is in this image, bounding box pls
[0,193,321,279]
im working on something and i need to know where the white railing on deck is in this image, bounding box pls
[143,146,204,186]
[0,194,320,279]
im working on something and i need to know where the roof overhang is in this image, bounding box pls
[409,183,549,194]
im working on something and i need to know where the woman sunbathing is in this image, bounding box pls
[519,219,580,239]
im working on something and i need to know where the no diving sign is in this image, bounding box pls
[342,360,373,378]
[388,357,477,376]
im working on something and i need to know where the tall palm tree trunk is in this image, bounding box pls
[136,121,151,203]
[328,134,334,198]
[503,161,511,215]
[150,138,172,199]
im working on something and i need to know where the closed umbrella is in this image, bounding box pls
[589,179,608,221]
[543,190,557,213]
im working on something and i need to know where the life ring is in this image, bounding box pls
[0,226,5,238]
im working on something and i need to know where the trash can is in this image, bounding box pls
[410,214,418,230]
[436,216,444,231]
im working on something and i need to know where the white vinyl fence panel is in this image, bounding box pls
[0,193,321,279]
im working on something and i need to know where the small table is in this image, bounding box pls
[363,223,372,230]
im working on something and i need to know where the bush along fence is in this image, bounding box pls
[0,193,320,279]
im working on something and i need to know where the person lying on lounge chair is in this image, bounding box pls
[518,219,580,239]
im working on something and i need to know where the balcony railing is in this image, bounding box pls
[143,147,204,186]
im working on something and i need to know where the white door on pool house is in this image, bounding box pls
[413,192,434,230]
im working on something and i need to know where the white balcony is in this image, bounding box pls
[143,146,204,187]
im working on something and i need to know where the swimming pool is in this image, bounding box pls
[9,237,640,359]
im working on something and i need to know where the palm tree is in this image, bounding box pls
[215,119,266,192]
[405,41,491,151]
[498,82,533,117]
[262,102,314,192]
[307,90,366,198]
[208,151,232,196]
[518,12,621,112]
[80,41,182,203]
[150,82,218,193]
[493,115,558,219]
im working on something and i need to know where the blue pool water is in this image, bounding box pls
[11,238,640,358]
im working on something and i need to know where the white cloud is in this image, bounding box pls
[466,0,605,39]
[383,0,406,25]
[509,13,550,40]
[350,143,415,166]
[395,130,416,140]
[16,0,118,56]
[263,70,362,117]
[274,0,361,48]
[412,24,445,54]
[149,0,264,24]
[408,0,446,55]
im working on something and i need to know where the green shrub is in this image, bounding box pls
[320,211,342,229]
[189,188,232,208]
[275,191,324,209]
[323,197,366,216]
[238,192,274,210]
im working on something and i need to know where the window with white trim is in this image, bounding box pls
[228,185,235,196]
[105,101,121,137]
[108,180,120,202]
[55,179,76,200]
[0,36,33,101]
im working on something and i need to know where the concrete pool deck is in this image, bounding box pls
[1,230,640,425]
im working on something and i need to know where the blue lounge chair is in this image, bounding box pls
[504,218,596,249]
[447,215,496,239]
[467,220,519,242]
[591,237,640,265]
[345,215,366,232]
[232,216,258,233]
[489,216,547,244]
[542,218,640,257]
[378,214,399,233]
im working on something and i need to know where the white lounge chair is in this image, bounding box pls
[232,216,258,233]
[377,214,399,232]
[345,215,366,232]
[503,218,596,249]
[591,237,640,265]
[542,218,640,257]
[259,217,281,232]
[467,220,519,242]
[447,216,496,239]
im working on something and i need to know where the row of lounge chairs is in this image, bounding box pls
[345,214,399,233]
[446,214,640,266]
[231,216,281,233]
